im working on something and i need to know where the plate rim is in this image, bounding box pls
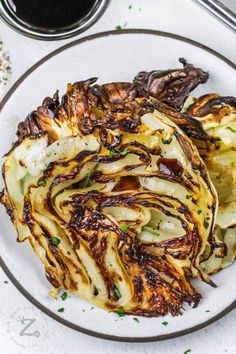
[0,29,235,343]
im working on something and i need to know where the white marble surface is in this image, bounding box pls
[0,0,235,353]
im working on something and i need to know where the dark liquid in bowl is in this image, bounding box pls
[7,0,96,29]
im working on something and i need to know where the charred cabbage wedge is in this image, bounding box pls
[1,61,234,317]
[184,94,236,274]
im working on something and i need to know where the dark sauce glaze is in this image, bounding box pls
[113,176,140,192]
[8,0,96,29]
[157,158,183,176]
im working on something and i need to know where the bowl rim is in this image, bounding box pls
[0,0,111,40]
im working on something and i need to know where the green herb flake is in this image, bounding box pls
[114,286,122,299]
[51,237,61,246]
[174,132,181,139]
[186,194,192,200]
[197,210,202,215]
[61,292,68,301]
[4,280,8,284]
[121,224,130,232]
[226,126,236,133]
[58,307,64,313]
[184,350,192,354]
[86,171,91,178]
[38,180,46,187]
[108,151,114,158]
[117,306,125,317]
[143,227,160,237]
[115,25,122,31]
[120,150,128,156]
[133,317,139,323]
[128,5,132,9]
[162,321,168,326]
[162,138,172,145]
[205,310,210,313]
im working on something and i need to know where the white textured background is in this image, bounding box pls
[0,0,235,353]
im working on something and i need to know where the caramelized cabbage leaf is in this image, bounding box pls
[1,79,218,317]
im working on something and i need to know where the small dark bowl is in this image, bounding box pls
[0,0,110,40]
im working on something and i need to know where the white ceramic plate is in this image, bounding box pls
[0,30,235,342]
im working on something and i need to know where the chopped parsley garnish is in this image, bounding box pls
[4,280,8,284]
[226,126,236,133]
[120,150,128,156]
[162,138,171,145]
[197,210,202,215]
[121,224,130,232]
[117,306,125,317]
[114,286,122,299]
[108,151,114,158]
[186,194,192,200]
[51,237,61,246]
[58,307,64,313]
[128,5,132,9]
[115,25,123,31]
[205,310,210,313]
[38,180,46,187]
[86,171,91,178]
[162,321,168,326]
[61,292,68,301]
[174,132,181,138]
[143,227,160,236]
[133,317,139,322]
[184,350,192,354]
